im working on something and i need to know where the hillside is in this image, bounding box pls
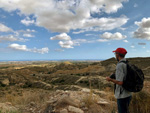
[0,57,150,113]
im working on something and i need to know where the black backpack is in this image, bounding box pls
[120,60,144,92]
[110,60,145,93]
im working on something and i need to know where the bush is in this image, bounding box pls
[129,90,150,113]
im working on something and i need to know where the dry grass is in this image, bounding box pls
[81,80,117,113]
[2,89,51,107]
[129,89,150,113]
[81,79,98,108]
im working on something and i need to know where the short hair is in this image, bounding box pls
[118,53,125,58]
[115,52,125,58]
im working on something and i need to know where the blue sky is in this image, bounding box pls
[0,0,150,61]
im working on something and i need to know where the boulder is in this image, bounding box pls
[56,94,79,107]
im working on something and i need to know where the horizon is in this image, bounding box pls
[0,0,150,60]
[1,56,150,62]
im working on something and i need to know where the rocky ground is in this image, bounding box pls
[0,57,150,113]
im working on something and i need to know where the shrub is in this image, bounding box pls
[129,90,150,113]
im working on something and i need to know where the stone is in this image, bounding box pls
[60,108,68,113]
[57,95,79,107]
[1,78,9,86]
[81,88,90,93]
[97,99,109,105]
[68,105,84,113]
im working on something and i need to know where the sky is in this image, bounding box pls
[0,0,150,61]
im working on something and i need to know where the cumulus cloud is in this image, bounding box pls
[51,33,96,48]
[8,43,49,54]
[50,33,71,40]
[134,18,150,40]
[9,43,28,51]
[72,15,128,33]
[0,23,13,32]
[58,40,74,48]
[0,35,28,42]
[21,17,35,26]
[0,0,128,33]
[100,32,127,40]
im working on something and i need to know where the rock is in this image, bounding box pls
[0,78,9,86]
[60,108,68,113]
[57,95,79,107]
[82,88,90,93]
[97,99,109,105]
[68,105,84,113]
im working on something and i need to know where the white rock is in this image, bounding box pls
[68,105,84,113]
[1,78,9,86]
[97,100,109,105]
[81,88,90,93]
[60,108,68,113]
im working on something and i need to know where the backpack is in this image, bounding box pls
[120,60,145,92]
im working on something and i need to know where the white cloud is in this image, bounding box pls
[123,40,128,43]
[72,16,128,33]
[8,43,49,54]
[0,35,28,42]
[100,32,127,40]
[51,33,97,48]
[50,33,71,40]
[85,34,97,36]
[131,45,135,48]
[32,47,49,54]
[0,23,13,32]
[17,29,36,33]
[134,17,150,40]
[0,0,128,33]
[97,39,108,42]
[21,17,35,26]
[23,33,34,37]
[9,43,28,51]
[58,40,74,48]
[13,29,36,38]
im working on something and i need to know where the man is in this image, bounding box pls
[106,47,132,113]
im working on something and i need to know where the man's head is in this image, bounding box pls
[112,48,127,61]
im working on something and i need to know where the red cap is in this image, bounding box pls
[112,48,127,55]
